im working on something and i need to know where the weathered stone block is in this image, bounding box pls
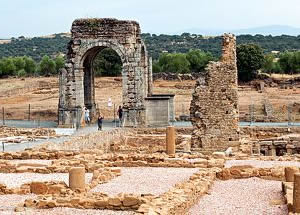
[30,182,48,195]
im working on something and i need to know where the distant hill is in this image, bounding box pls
[178,25,300,36]
[1,32,300,61]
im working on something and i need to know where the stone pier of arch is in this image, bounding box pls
[58,18,174,128]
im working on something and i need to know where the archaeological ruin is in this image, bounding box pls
[190,34,240,152]
[58,18,174,127]
[2,17,300,215]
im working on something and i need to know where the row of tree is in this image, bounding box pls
[153,50,215,74]
[1,44,300,82]
[262,51,300,74]
[0,55,65,78]
[152,44,300,82]
[1,33,300,61]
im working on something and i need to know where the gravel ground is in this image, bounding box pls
[0,197,135,215]
[18,208,136,215]
[0,173,93,188]
[0,194,35,214]
[91,167,199,195]
[225,159,300,168]
[189,177,288,215]
[9,159,53,166]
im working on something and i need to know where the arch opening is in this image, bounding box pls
[81,46,123,122]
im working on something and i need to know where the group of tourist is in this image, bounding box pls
[83,106,123,131]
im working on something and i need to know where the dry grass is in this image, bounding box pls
[270,73,300,80]
[0,39,11,44]
[1,76,300,121]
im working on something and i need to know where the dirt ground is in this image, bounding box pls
[1,77,300,122]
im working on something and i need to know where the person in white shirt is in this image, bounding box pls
[84,107,90,124]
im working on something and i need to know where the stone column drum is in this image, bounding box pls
[293,173,300,213]
[69,167,85,191]
[166,126,176,155]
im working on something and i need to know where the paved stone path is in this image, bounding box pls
[2,121,119,152]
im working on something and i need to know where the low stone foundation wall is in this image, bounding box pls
[0,168,121,195]
[133,169,218,214]
[0,150,80,160]
[0,151,226,173]
[217,165,285,181]
[0,181,68,195]
[240,126,300,139]
[0,126,56,138]
[24,192,143,210]
[20,168,219,213]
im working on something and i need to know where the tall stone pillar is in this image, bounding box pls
[166,126,176,155]
[190,34,239,150]
[69,167,85,191]
[148,57,153,96]
[285,167,299,182]
[287,144,294,155]
[293,173,300,213]
[271,146,276,156]
[257,143,261,156]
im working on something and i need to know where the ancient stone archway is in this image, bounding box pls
[58,18,153,127]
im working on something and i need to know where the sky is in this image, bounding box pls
[0,0,300,38]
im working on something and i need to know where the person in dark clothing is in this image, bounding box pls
[97,115,104,131]
[117,106,123,127]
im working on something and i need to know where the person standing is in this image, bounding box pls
[84,107,90,124]
[97,114,104,131]
[117,106,123,127]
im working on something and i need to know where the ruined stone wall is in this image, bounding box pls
[59,18,152,127]
[190,34,239,151]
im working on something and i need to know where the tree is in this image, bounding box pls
[279,52,294,74]
[17,69,26,77]
[291,51,300,74]
[23,56,36,75]
[152,60,162,73]
[272,62,282,74]
[93,48,122,77]
[39,55,56,76]
[13,57,25,72]
[157,53,190,74]
[186,49,214,73]
[54,55,65,73]
[262,54,275,73]
[237,43,264,82]
[0,57,16,77]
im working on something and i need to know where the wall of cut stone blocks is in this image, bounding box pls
[145,98,170,127]
[190,34,239,151]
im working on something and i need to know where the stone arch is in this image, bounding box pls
[76,40,128,67]
[76,42,127,121]
[58,18,150,127]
